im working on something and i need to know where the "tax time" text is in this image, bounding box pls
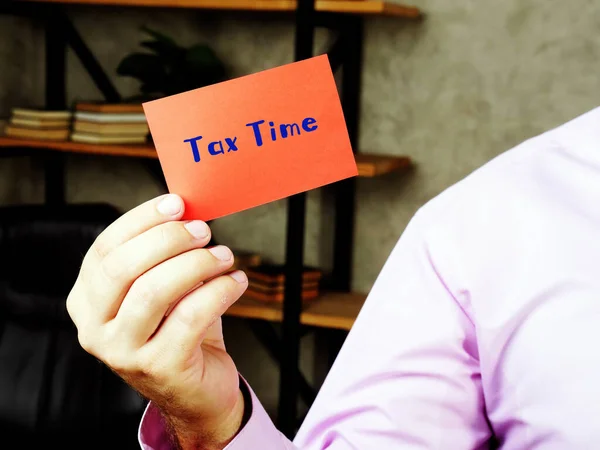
[183,116,318,163]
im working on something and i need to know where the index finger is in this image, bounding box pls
[86,194,184,263]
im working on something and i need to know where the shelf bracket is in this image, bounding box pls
[278,0,317,438]
[61,12,122,103]
[248,321,318,407]
[44,6,68,206]
[325,33,345,73]
[331,15,364,292]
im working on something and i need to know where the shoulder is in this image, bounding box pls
[399,106,600,315]
[414,106,600,238]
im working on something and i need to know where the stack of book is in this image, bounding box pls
[231,251,262,272]
[70,103,149,145]
[245,264,322,303]
[4,108,72,141]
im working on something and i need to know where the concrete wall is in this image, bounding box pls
[1,0,599,416]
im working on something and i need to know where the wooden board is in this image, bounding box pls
[0,136,157,158]
[21,0,422,17]
[355,153,412,177]
[0,136,412,177]
[302,291,366,329]
[225,291,367,330]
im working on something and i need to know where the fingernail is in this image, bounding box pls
[230,270,247,283]
[208,245,233,261]
[184,221,209,239]
[157,195,182,216]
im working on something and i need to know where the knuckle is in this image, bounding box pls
[104,348,132,373]
[128,277,160,309]
[94,325,132,372]
[221,275,241,296]
[99,252,127,283]
[175,298,203,327]
[174,277,235,326]
[157,222,182,249]
[191,248,217,271]
[77,330,96,355]
[218,277,245,308]
[65,291,77,320]
[91,236,112,260]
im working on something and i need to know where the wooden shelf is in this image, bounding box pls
[21,0,422,17]
[0,136,412,177]
[355,153,411,177]
[0,136,158,159]
[225,291,366,330]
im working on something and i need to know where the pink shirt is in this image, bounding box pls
[139,107,600,449]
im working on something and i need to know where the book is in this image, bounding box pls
[248,280,319,294]
[70,132,148,144]
[246,264,322,284]
[10,117,71,129]
[73,121,149,135]
[74,111,147,123]
[231,251,262,271]
[245,288,319,303]
[245,264,321,303]
[4,125,69,141]
[12,108,72,120]
[75,102,144,114]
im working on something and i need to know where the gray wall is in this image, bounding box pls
[1,0,599,415]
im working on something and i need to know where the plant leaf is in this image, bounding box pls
[185,45,221,68]
[116,53,168,94]
[117,53,164,77]
[140,40,184,58]
[141,25,177,46]
[185,45,227,85]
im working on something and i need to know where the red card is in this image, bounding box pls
[143,54,358,221]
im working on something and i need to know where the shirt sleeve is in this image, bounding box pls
[139,211,492,449]
[138,377,293,450]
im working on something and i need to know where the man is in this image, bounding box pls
[67,107,600,449]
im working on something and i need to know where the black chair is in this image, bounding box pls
[0,203,146,449]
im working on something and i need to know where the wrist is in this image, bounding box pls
[166,387,248,450]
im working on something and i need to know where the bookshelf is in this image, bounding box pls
[0,136,413,177]
[1,0,423,436]
[21,0,422,17]
[227,291,366,331]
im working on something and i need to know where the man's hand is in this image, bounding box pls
[66,194,249,449]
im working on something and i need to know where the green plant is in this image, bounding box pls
[117,26,227,99]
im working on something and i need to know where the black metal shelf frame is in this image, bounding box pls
[1,0,365,438]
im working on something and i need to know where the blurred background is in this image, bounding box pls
[0,0,598,448]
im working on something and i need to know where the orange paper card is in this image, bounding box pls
[143,55,358,221]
